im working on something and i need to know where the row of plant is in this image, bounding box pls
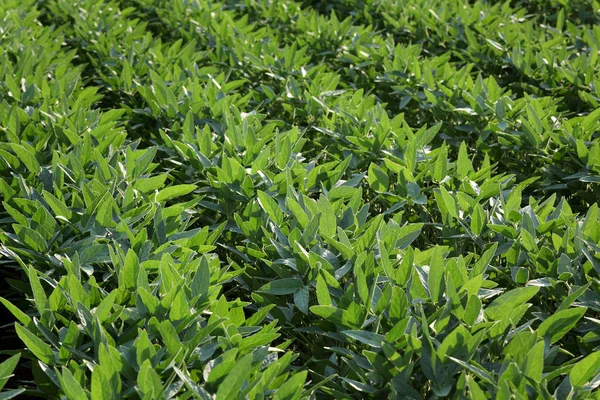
[0,0,598,398]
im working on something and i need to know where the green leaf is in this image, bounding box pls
[10,143,39,173]
[447,357,495,385]
[428,246,445,303]
[42,190,72,219]
[0,354,20,391]
[503,331,537,365]
[27,266,50,319]
[557,284,591,312]
[317,196,336,237]
[257,190,284,225]
[457,142,473,178]
[368,163,389,192]
[286,198,309,229]
[215,353,253,400]
[485,286,539,321]
[417,123,442,147]
[91,365,113,400]
[355,214,384,252]
[302,212,320,246]
[521,340,544,382]
[342,330,386,348]
[134,175,168,194]
[293,286,309,314]
[470,204,485,236]
[395,223,423,250]
[59,367,88,400]
[437,325,471,361]
[341,377,377,393]
[471,243,498,278]
[0,297,33,329]
[389,286,408,322]
[123,249,139,291]
[488,224,518,239]
[570,351,600,387]
[13,225,47,252]
[310,306,345,327]
[537,307,587,344]
[273,370,307,400]
[354,259,369,304]
[156,184,197,202]
[138,360,163,398]
[316,274,332,306]
[0,389,26,399]
[191,257,210,298]
[464,294,481,326]
[439,187,459,219]
[258,278,304,295]
[206,348,238,384]
[467,378,487,400]
[158,320,183,357]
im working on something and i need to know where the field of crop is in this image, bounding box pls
[0,0,599,398]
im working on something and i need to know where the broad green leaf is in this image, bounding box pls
[158,320,183,357]
[310,306,345,326]
[354,260,369,304]
[437,325,471,361]
[485,286,539,321]
[471,243,498,278]
[316,274,332,306]
[293,286,309,314]
[91,365,113,400]
[388,286,408,322]
[570,351,600,387]
[286,197,309,228]
[468,378,487,400]
[470,204,485,236]
[537,307,587,344]
[123,249,139,291]
[0,389,26,399]
[417,123,441,147]
[10,143,39,173]
[191,257,210,298]
[343,330,385,348]
[0,354,20,391]
[503,330,537,365]
[557,284,591,312]
[134,175,168,193]
[439,187,459,219]
[317,196,336,237]
[257,190,284,225]
[302,212,321,246]
[368,163,389,192]
[59,367,88,400]
[13,225,47,252]
[258,278,304,295]
[27,266,50,319]
[521,340,544,382]
[42,190,72,219]
[428,247,445,303]
[395,223,423,250]
[0,297,32,329]
[464,294,481,326]
[138,360,163,398]
[488,224,518,239]
[156,184,197,202]
[457,142,473,178]
[273,370,307,400]
[341,377,377,393]
[216,353,253,400]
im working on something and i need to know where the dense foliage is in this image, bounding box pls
[0,0,599,398]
